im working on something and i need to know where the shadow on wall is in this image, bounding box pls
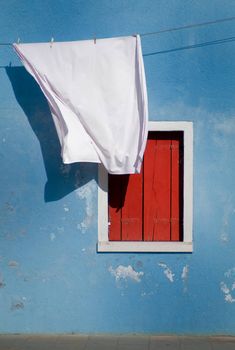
[6,66,97,202]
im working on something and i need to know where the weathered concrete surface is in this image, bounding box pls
[0,335,235,350]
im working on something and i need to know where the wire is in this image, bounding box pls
[140,16,235,37]
[143,35,235,56]
[0,15,235,46]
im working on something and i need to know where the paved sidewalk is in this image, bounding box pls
[0,334,235,349]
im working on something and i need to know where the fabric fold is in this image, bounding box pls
[13,35,148,174]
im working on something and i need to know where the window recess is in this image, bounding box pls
[98,121,193,252]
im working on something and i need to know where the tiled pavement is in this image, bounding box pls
[0,335,234,349]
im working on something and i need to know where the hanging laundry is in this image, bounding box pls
[13,35,148,174]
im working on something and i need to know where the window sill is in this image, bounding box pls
[97,241,193,253]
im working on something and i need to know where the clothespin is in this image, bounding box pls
[17,38,20,44]
[50,37,54,48]
[94,35,96,44]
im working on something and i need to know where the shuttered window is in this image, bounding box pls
[108,131,183,242]
[98,121,193,252]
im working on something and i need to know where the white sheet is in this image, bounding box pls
[13,35,148,174]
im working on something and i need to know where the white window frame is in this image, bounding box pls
[97,121,193,252]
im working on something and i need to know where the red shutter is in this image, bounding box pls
[108,174,122,240]
[108,172,143,241]
[144,133,171,241]
[171,137,181,241]
[108,131,183,242]
[143,131,183,241]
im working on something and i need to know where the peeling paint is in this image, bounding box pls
[181,265,189,292]
[225,294,235,303]
[57,226,64,234]
[220,212,229,243]
[219,198,234,243]
[8,260,19,268]
[221,282,230,294]
[76,180,96,233]
[109,265,144,283]
[220,282,235,303]
[50,233,56,241]
[63,205,69,212]
[158,263,175,283]
[181,265,189,280]
[221,267,235,303]
[220,232,229,243]
[141,291,154,297]
[225,268,235,278]
[77,221,88,234]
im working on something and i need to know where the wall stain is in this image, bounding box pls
[136,260,143,268]
[0,272,6,288]
[4,202,15,212]
[8,260,19,268]
[0,280,6,288]
[11,301,24,311]
[19,229,27,237]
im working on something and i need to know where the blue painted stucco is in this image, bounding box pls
[1,0,235,334]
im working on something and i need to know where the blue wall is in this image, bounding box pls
[1,0,235,334]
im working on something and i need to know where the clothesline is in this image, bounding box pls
[140,15,235,36]
[0,15,235,46]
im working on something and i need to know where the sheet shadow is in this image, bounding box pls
[108,174,129,211]
[6,66,97,202]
